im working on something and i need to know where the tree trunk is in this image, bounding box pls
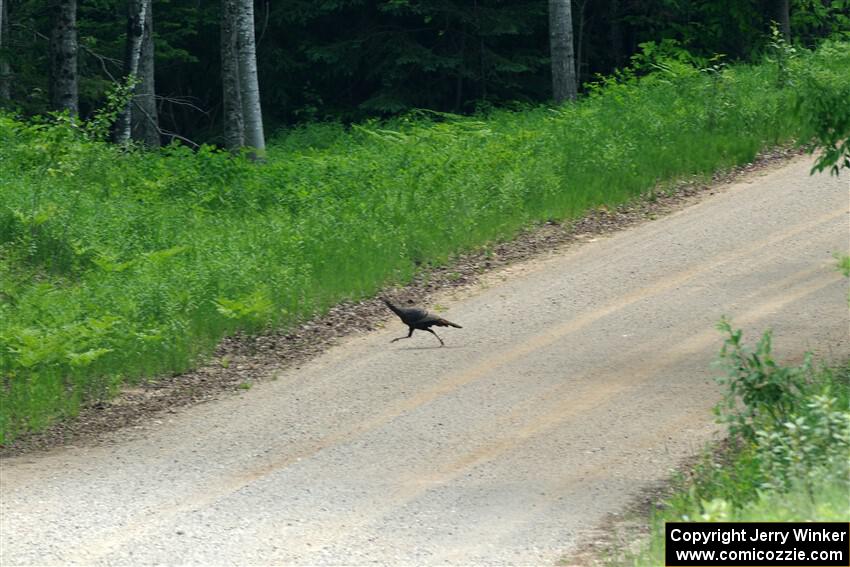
[0,0,11,103]
[778,0,791,42]
[131,0,159,148]
[236,0,264,157]
[221,0,244,151]
[454,22,466,113]
[609,0,624,69]
[49,0,78,114]
[472,0,488,101]
[576,0,587,87]
[548,0,577,103]
[114,0,147,145]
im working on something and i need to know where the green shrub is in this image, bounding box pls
[621,338,849,566]
[714,319,816,442]
[792,40,850,174]
[714,321,849,495]
[756,392,850,494]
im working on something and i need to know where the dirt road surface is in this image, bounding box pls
[2,157,848,566]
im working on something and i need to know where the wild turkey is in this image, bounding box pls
[382,298,462,346]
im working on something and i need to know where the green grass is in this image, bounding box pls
[629,470,849,567]
[2,43,849,443]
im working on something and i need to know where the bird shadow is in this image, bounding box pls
[395,345,464,351]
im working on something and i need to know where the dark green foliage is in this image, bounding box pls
[3,0,849,140]
[4,0,221,137]
[791,0,850,47]
[259,0,549,121]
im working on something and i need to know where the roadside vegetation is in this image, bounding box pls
[599,255,850,566]
[2,41,849,444]
[617,323,849,566]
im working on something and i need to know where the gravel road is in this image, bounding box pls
[2,156,848,566]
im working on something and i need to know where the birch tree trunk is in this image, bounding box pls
[114,0,147,145]
[131,0,160,148]
[236,0,265,157]
[49,0,78,114]
[0,0,10,103]
[548,0,577,103]
[221,0,244,151]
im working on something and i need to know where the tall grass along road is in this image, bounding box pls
[1,156,847,565]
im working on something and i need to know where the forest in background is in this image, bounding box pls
[1,0,848,145]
